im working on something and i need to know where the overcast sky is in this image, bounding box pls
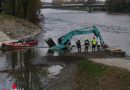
[42,0,105,3]
[41,0,52,3]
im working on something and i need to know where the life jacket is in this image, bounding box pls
[85,40,90,45]
[92,39,96,45]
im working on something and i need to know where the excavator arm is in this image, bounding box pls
[45,26,104,50]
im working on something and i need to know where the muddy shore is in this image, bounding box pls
[0,14,42,43]
[43,51,129,90]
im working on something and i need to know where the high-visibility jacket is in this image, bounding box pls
[92,39,96,45]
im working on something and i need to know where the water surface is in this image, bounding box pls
[0,9,130,90]
[40,9,130,55]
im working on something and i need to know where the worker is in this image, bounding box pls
[84,39,90,53]
[97,39,101,52]
[76,39,81,52]
[91,37,97,52]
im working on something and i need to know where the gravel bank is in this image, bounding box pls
[0,14,42,42]
[90,58,130,71]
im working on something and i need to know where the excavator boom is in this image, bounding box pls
[45,26,104,50]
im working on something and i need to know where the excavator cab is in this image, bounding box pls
[45,38,56,48]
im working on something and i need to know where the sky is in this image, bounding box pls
[42,0,105,3]
[41,0,52,3]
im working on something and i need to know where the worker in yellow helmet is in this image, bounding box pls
[91,37,97,52]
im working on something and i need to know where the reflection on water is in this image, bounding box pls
[0,48,65,90]
[0,49,44,90]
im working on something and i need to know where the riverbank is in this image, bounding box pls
[43,52,130,90]
[75,59,130,90]
[0,14,42,43]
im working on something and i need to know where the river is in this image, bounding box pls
[0,9,130,90]
[39,9,130,56]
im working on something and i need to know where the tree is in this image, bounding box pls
[12,0,16,15]
[0,0,3,13]
[106,0,130,13]
[3,0,41,23]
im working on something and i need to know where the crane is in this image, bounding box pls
[45,26,105,50]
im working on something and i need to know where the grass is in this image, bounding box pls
[78,60,106,77]
[0,14,18,20]
[76,59,130,90]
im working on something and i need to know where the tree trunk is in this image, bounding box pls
[12,0,16,15]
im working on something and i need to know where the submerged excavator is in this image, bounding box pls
[45,26,106,50]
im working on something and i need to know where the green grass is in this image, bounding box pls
[76,59,130,90]
[78,60,106,77]
[0,14,17,20]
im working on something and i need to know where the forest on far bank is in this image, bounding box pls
[1,0,41,23]
[106,0,130,13]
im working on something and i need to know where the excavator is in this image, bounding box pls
[45,26,106,50]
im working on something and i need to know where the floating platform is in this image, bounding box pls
[105,47,125,57]
[46,48,126,59]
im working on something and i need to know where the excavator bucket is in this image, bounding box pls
[45,38,56,48]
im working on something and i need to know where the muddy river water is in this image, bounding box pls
[0,9,130,90]
[40,9,130,56]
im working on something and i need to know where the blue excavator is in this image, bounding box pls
[45,26,106,50]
